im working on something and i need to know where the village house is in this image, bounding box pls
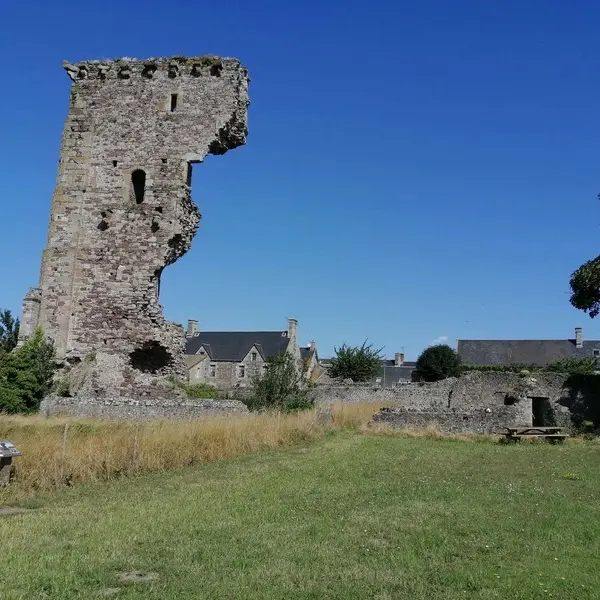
[184,318,319,389]
[457,327,600,367]
[375,353,417,386]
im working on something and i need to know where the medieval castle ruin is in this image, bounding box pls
[19,56,250,414]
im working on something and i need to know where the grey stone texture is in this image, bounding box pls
[372,407,524,434]
[40,393,249,420]
[0,458,12,487]
[20,56,249,413]
[16,288,41,347]
[317,372,590,433]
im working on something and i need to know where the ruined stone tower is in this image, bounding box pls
[20,56,249,407]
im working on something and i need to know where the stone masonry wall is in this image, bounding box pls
[317,372,579,433]
[40,394,249,420]
[16,288,41,346]
[21,56,249,411]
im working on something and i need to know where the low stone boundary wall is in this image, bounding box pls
[371,407,522,434]
[40,395,249,420]
[314,381,452,407]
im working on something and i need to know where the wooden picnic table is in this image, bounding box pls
[504,426,568,442]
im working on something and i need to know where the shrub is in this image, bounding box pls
[461,357,597,375]
[0,328,56,413]
[544,357,597,375]
[182,383,220,399]
[415,344,461,382]
[245,352,314,412]
[168,378,220,399]
[328,341,383,382]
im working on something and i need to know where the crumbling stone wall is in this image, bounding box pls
[16,288,41,346]
[318,372,584,433]
[20,56,249,409]
[40,394,249,420]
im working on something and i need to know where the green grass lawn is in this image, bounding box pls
[1,431,600,599]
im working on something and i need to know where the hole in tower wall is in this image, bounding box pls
[98,220,109,231]
[129,341,173,373]
[168,234,183,248]
[170,94,178,112]
[130,169,146,204]
[151,221,160,233]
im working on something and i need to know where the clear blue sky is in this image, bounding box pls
[1,0,600,359]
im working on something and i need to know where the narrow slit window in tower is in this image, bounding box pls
[131,169,146,204]
[170,94,178,112]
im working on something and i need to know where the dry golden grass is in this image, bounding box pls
[364,422,498,442]
[0,403,381,500]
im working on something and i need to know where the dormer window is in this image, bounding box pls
[593,349,600,357]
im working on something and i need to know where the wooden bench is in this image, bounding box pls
[504,426,569,443]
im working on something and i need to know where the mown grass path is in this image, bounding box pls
[1,432,599,599]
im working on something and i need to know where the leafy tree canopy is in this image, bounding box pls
[328,341,383,382]
[0,328,55,413]
[0,309,19,353]
[569,192,600,318]
[415,344,461,382]
[569,255,600,318]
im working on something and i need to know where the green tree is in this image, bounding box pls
[569,193,600,317]
[570,255,600,318]
[0,328,55,413]
[328,341,383,382]
[414,344,461,382]
[245,352,314,412]
[0,309,19,353]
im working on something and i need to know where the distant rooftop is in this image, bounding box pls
[458,329,600,366]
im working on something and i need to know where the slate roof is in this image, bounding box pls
[185,331,290,362]
[457,339,600,366]
[376,364,416,385]
[300,346,319,362]
[318,357,417,385]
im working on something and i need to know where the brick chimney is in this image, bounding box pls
[575,327,583,349]
[394,352,404,366]
[187,319,198,337]
[287,318,298,340]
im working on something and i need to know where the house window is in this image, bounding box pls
[209,364,216,377]
[594,349,600,357]
[239,365,246,378]
[251,352,257,362]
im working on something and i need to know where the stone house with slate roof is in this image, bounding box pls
[185,318,318,389]
[457,327,600,368]
[375,354,417,386]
